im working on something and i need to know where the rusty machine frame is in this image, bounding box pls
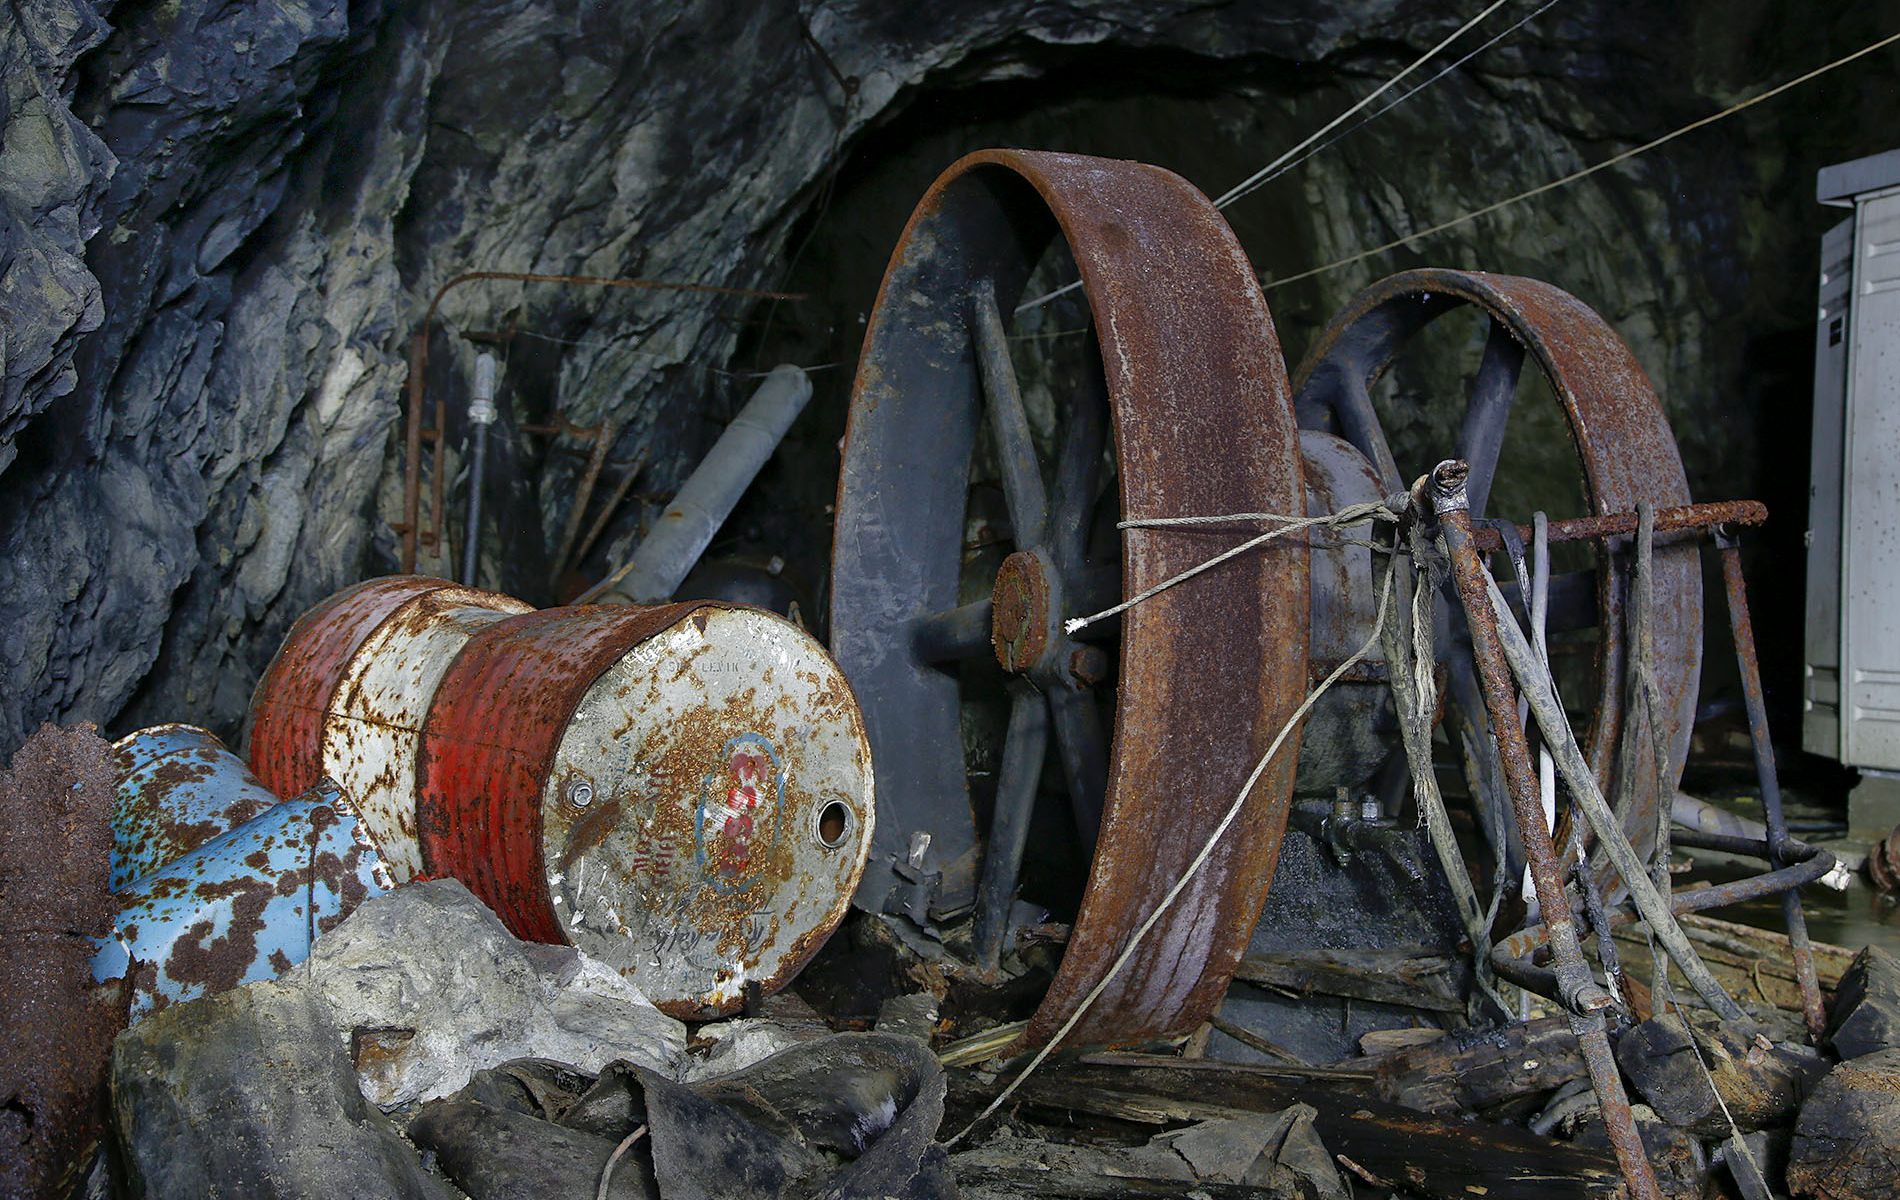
[827,150,1836,1198]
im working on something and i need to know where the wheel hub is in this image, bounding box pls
[991,550,1058,675]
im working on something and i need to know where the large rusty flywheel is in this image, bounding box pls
[829,149,1311,1048]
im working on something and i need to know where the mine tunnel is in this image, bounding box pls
[3,2,1899,1197]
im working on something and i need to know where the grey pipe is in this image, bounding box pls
[596,364,810,604]
[461,353,498,587]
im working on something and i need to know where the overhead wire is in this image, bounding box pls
[1216,0,1565,212]
[1261,27,1900,293]
[1014,0,1521,314]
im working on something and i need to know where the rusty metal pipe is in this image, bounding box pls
[1428,460,1663,1200]
[1716,531,1828,1039]
[398,272,808,575]
[1492,841,1839,963]
[1467,499,1767,553]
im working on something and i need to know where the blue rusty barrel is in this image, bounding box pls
[92,781,391,1020]
[108,724,283,889]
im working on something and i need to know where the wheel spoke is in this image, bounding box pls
[1327,362,1404,493]
[1048,685,1108,852]
[1050,332,1108,575]
[1440,632,1521,880]
[973,686,1050,972]
[1458,318,1525,519]
[910,600,995,664]
[971,281,1050,548]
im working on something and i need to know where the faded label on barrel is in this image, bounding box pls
[541,607,873,1017]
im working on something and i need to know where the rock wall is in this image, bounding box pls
[1,0,1894,754]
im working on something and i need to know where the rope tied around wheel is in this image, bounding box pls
[1062,496,1410,635]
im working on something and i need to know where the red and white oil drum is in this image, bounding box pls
[417,601,874,1018]
[249,578,874,1018]
[248,575,532,882]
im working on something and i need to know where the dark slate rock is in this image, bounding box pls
[110,979,457,1200]
[1826,945,1900,1061]
[1787,1047,1900,1200]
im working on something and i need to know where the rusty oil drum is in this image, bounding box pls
[93,778,390,1020]
[249,578,875,1018]
[109,724,284,889]
[249,576,533,882]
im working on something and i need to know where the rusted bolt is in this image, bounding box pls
[1068,645,1109,687]
[566,779,594,809]
[991,551,1053,673]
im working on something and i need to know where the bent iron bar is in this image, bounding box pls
[1428,459,1665,1200]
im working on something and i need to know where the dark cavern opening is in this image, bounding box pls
[4,2,1900,1198]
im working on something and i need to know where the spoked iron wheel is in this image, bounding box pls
[1291,268,1702,888]
[831,150,1310,1048]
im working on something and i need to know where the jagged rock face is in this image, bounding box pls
[0,0,1892,754]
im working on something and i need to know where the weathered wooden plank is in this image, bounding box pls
[947,1057,1621,1200]
[1232,948,1467,1013]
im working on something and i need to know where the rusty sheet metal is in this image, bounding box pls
[418,602,874,1019]
[110,724,282,889]
[0,723,122,1200]
[91,780,391,1021]
[1291,268,1702,877]
[829,149,1309,1049]
[247,575,530,880]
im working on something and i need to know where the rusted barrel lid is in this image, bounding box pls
[247,575,531,881]
[418,601,874,1018]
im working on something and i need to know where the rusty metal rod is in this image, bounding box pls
[1716,529,1829,1040]
[568,451,649,575]
[1428,460,1663,1200]
[552,418,618,581]
[1471,536,1745,1019]
[398,271,807,574]
[1467,499,1767,553]
[1493,842,1838,963]
[398,331,428,570]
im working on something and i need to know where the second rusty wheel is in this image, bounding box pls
[830,149,1309,1048]
[1291,268,1702,887]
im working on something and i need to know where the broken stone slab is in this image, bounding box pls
[291,878,687,1108]
[679,1017,811,1082]
[1825,945,1900,1061]
[1152,1105,1347,1198]
[877,991,943,1044]
[407,1033,956,1200]
[1614,1012,1825,1136]
[952,1109,1345,1200]
[110,979,458,1200]
[1787,1046,1900,1200]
